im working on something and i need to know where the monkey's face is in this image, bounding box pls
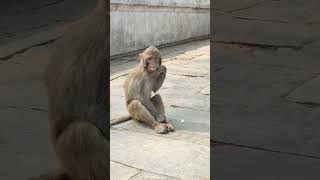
[146,56,160,72]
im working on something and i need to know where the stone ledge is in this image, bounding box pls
[111,0,210,9]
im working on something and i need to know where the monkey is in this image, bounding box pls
[28,0,109,179]
[110,46,174,134]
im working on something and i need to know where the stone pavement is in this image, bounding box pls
[0,0,95,46]
[0,36,58,180]
[213,0,320,179]
[110,39,210,179]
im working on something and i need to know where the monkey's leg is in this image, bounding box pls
[55,121,109,180]
[150,94,165,122]
[128,100,167,134]
[150,94,174,132]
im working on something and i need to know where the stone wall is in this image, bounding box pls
[110,0,210,56]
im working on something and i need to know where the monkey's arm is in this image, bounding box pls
[153,65,166,92]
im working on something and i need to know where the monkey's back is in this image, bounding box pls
[45,5,107,141]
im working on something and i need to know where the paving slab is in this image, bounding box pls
[213,0,320,178]
[165,108,210,132]
[110,161,140,180]
[0,108,58,180]
[0,23,57,179]
[286,75,320,104]
[110,95,127,119]
[213,146,320,180]
[110,60,138,75]
[213,12,318,46]
[0,0,95,46]
[111,130,210,180]
[213,42,320,73]
[0,35,55,180]
[213,43,320,157]
[228,0,320,24]
[0,27,61,60]
[214,0,263,12]
[0,81,47,110]
[0,44,51,109]
[213,0,320,46]
[130,171,179,180]
[111,159,181,180]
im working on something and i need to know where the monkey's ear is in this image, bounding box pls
[159,57,162,65]
[139,53,146,67]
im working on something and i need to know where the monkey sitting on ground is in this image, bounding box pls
[110,46,174,134]
[29,0,109,179]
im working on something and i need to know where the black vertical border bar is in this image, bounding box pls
[106,0,111,178]
[210,0,214,179]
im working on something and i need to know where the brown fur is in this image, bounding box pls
[29,0,109,179]
[111,46,174,134]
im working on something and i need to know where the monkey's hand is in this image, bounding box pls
[153,65,166,92]
[158,65,167,74]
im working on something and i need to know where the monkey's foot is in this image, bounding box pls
[166,123,175,132]
[154,123,167,134]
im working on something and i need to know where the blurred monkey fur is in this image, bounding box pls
[29,0,109,179]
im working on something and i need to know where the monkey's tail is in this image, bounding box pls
[110,115,132,126]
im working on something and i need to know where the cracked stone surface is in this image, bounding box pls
[111,160,180,180]
[213,0,320,178]
[214,146,320,180]
[130,171,179,180]
[0,45,51,109]
[111,130,210,180]
[0,108,59,180]
[110,39,210,179]
[0,37,55,179]
[0,0,95,46]
[213,41,320,155]
[213,13,318,46]
[286,75,320,105]
[110,161,140,180]
[213,0,320,46]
